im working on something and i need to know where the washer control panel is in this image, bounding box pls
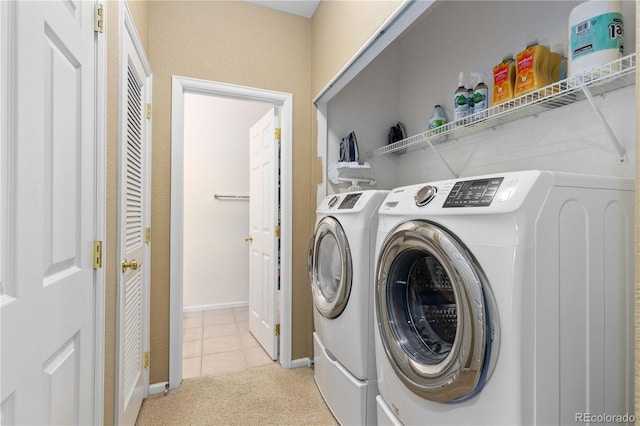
[444,177,504,207]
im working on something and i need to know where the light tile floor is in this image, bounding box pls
[182,306,274,378]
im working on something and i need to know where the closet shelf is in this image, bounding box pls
[371,53,636,159]
[328,161,375,185]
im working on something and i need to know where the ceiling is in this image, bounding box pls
[244,0,320,18]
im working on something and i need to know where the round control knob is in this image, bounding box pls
[327,195,340,208]
[415,185,437,206]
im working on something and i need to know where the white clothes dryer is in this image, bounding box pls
[373,170,635,425]
[308,190,389,426]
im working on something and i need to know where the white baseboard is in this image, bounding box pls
[183,301,249,313]
[149,381,170,395]
[290,357,312,368]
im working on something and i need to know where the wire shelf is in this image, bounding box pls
[371,53,636,157]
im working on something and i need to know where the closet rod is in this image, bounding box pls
[213,194,250,201]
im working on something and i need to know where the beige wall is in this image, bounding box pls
[310,0,402,97]
[105,2,119,424]
[147,1,313,384]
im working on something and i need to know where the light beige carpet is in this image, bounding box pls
[136,362,338,426]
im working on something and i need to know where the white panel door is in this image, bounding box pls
[1,1,97,424]
[116,8,151,425]
[248,108,280,360]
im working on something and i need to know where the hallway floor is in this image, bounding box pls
[182,306,274,378]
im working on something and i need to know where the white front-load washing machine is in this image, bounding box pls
[373,170,635,425]
[308,190,389,425]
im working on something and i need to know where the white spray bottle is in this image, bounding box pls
[454,72,469,123]
[472,72,489,120]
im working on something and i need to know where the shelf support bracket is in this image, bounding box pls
[424,138,459,178]
[456,138,481,177]
[580,84,627,164]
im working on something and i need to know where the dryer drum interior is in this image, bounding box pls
[310,216,352,319]
[376,220,500,402]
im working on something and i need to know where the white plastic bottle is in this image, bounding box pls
[472,72,489,120]
[454,72,469,124]
[428,105,448,143]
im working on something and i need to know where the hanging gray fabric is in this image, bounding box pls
[339,131,359,162]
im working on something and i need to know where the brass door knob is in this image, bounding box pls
[244,236,253,242]
[122,258,140,273]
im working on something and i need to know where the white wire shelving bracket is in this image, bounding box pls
[370,53,635,170]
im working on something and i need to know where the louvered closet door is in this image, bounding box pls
[117,13,151,425]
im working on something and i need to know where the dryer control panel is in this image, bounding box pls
[338,192,362,209]
[443,177,504,207]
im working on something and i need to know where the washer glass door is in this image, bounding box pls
[376,220,499,402]
[310,217,352,319]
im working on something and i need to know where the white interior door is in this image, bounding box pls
[116,6,151,425]
[248,108,280,360]
[0,1,98,424]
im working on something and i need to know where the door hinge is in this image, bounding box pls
[146,103,152,119]
[94,4,104,34]
[142,352,150,369]
[93,241,103,269]
[275,128,281,141]
[274,324,280,337]
[145,227,151,243]
[274,226,281,238]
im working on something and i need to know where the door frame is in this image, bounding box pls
[94,0,107,423]
[169,76,293,390]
